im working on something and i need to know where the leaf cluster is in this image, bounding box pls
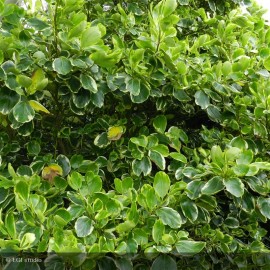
[1,0,270,269]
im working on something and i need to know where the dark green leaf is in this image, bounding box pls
[80,74,98,93]
[56,155,71,177]
[126,78,140,96]
[130,83,150,103]
[27,141,41,156]
[173,89,191,101]
[201,176,224,195]
[72,89,91,108]
[257,197,270,219]
[151,255,177,270]
[28,18,50,30]
[0,88,20,115]
[180,196,198,221]
[13,101,35,123]
[206,105,221,122]
[149,150,166,170]
[195,91,210,109]
[153,115,167,133]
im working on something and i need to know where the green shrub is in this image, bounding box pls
[1,0,270,269]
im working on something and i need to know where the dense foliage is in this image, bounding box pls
[1,0,270,269]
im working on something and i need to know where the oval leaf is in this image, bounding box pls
[13,101,35,123]
[224,177,244,197]
[151,255,177,270]
[53,57,72,75]
[156,207,182,228]
[75,216,94,237]
[201,176,224,195]
[175,240,206,255]
[153,172,170,199]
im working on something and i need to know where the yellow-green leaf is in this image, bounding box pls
[29,100,50,114]
[27,69,48,95]
[107,126,124,141]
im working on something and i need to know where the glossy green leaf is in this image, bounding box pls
[173,89,191,101]
[53,57,72,75]
[126,78,140,96]
[149,150,166,170]
[27,68,48,95]
[224,217,239,228]
[156,207,182,228]
[91,90,104,108]
[263,57,270,70]
[211,145,224,167]
[85,172,102,194]
[28,18,50,30]
[5,212,16,239]
[20,233,36,249]
[0,188,9,203]
[0,50,3,64]
[54,209,71,227]
[75,216,94,237]
[222,61,232,76]
[175,240,206,255]
[153,172,170,199]
[130,83,150,103]
[80,74,98,93]
[132,156,152,176]
[232,164,249,176]
[13,101,35,123]
[143,185,158,211]
[201,176,224,195]
[152,219,165,244]
[151,144,169,156]
[177,61,187,75]
[15,181,29,201]
[56,154,71,177]
[195,91,210,109]
[180,196,198,221]
[0,88,20,115]
[69,21,87,39]
[72,89,91,108]
[94,132,110,148]
[91,49,122,68]
[170,152,187,163]
[68,172,83,190]
[130,135,148,148]
[29,100,50,114]
[163,0,177,17]
[81,26,102,49]
[206,105,221,122]
[224,177,244,197]
[153,115,167,133]
[257,197,270,219]
[16,75,32,88]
